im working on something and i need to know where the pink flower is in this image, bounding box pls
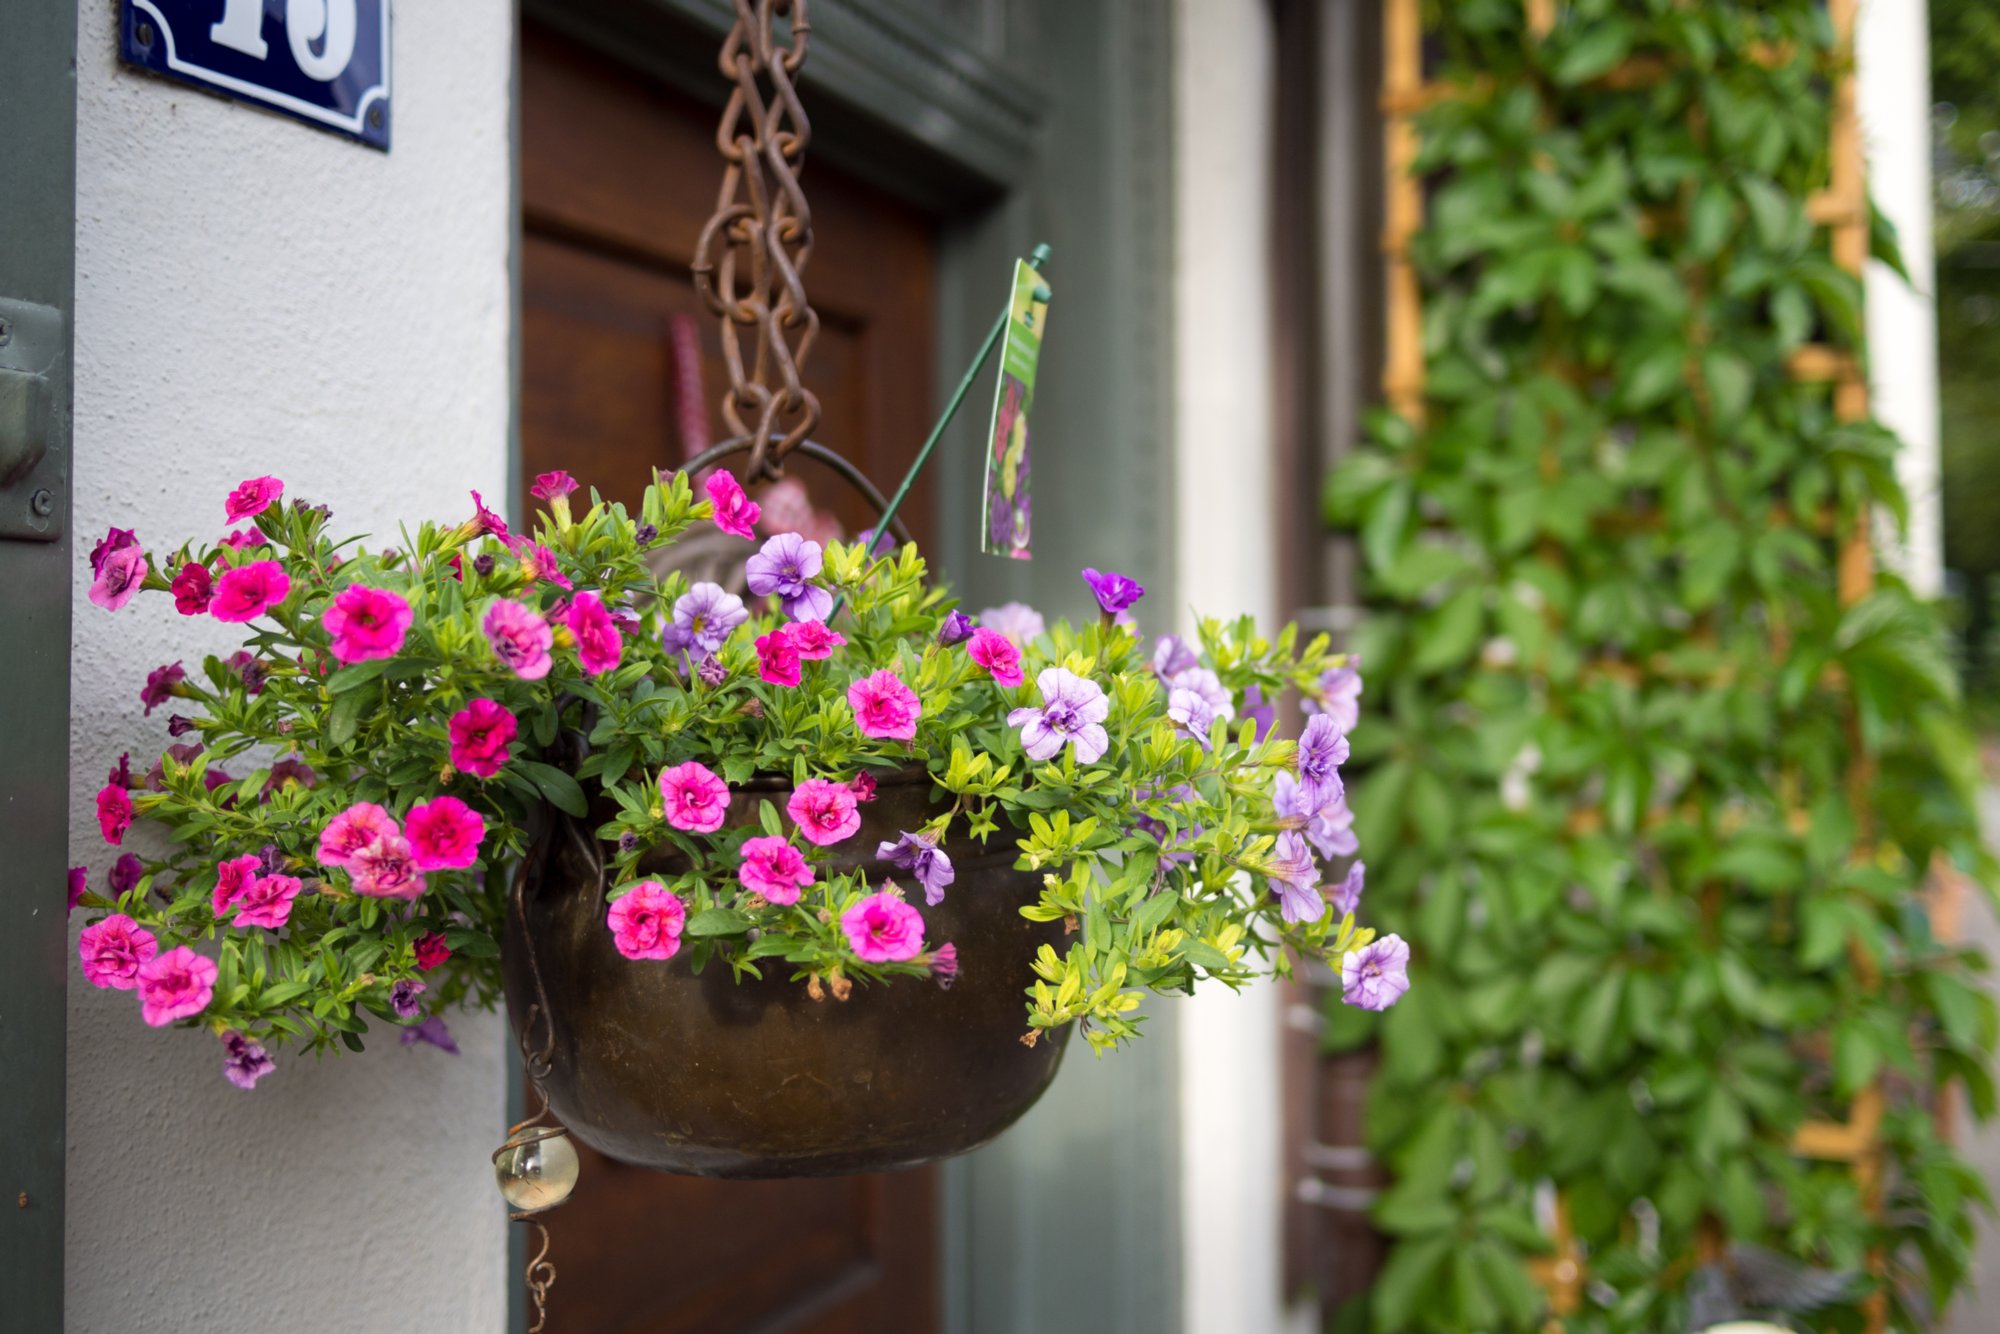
[788,778,860,846]
[531,471,577,501]
[405,796,486,871]
[929,942,959,989]
[414,932,451,971]
[78,914,158,990]
[322,585,413,663]
[659,761,730,833]
[89,526,138,576]
[968,627,1025,688]
[224,476,284,522]
[141,660,186,715]
[349,833,427,900]
[706,470,761,539]
[482,599,554,680]
[520,544,573,590]
[565,591,623,675]
[607,879,687,961]
[448,698,517,777]
[755,628,801,687]
[848,670,922,741]
[136,946,217,1026]
[786,620,847,659]
[232,874,303,930]
[210,854,262,916]
[90,545,148,612]
[68,866,87,913]
[841,890,926,963]
[850,772,878,803]
[219,529,263,551]
[468,490,512,542]
[737,835,815,905]
[96,785,133,845]
[211,560,291,622]
[318,801,399,867]
[171,562,213,615]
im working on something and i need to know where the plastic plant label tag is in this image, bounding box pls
[980,260,1048,559]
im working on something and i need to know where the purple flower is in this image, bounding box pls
[1241,685,1276,742]
[1082,567,1145,615]
[1275,771,1357,861]
[745,533,833,622]
[634,523,659,547]
[166,713,197,738]
[1296,714,1349,810]
[1169,667,1235,723]
[225,650,266,696]
[263,756,317,798]
[1305,657,1363,734]
[1267,832,1325,925]
[665,581,749,661]
[929,943,959,989]
[1166,687,1214,750]
[1007,667,1111,764]
[401,1015,460,1054]
[937,610,977,647]
[978,602,1045,646]
[1331,861,1365,917]
[1133,785,1201,865]
[89,526,139,577]
[108,853,144,896]
[141,661,186,716]
[221,1032,275,1090]
[696,655,729,687]
[878,831,955,906]
[1341,933,1410,1011]
[473,553,497,577]
[390,977,428,1019]
[1151,635,1198,678]
[67,866,86,913]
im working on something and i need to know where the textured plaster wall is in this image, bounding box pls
[66,3,514,1330]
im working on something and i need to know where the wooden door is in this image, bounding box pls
[519,25,941,1334]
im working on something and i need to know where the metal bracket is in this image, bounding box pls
[0,297,66,542]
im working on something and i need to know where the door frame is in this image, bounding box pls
[508,2,1182,1331]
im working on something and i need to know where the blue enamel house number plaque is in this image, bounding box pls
[120,1,392,151]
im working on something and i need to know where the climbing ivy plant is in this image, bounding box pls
[1326,3,1996,1330]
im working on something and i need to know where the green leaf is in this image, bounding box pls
[327,659,393,694]
[326,685,372,749]
[1551,22,1632,86]
[1701,348,1754,425]
[519,761,589,817]
[1410,587,1485,675]
[684,908,754,938]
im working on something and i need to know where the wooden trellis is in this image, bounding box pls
[1378,0,1892,1327]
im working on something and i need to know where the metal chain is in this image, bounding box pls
[691,0,820,483]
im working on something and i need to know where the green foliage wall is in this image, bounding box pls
[1326,3,1996,1329]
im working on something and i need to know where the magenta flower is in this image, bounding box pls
[665,582,749,661]
[1266,832,1325,925]
[210,854,262,916]
[68,866,87,913]
[705,470,761,539]
[519,544,573,590]
[221,1031,276,1089]
[788,778,860,846]
[78,913,158,990]
[849,772,878,803]
[219,528,263,551]
[877,831,954,906]
[468,490,512,542]
[745,532,833,622]
[482,599,554,680]
[937,611,976,647]
[349,833,427,900]
[659,761,731,833]
[405,796,486,871]
[737,835,815,905]
[607,880,687,961]
[1341,934,1410,1011]
[232,874,303,930]
[1296,714,1349,810]
[318,801,399,867]
[171,562,214,615]
[841,889,925,963]
[848,670,922,741]
[108,852,145,895]
[978,601,1044,646]
[414,932,451,971]
[1166,686,1214,750]
[323,585,413,664]
[785,619,846,660]
[755,627,801,687]
[1331,861,1365,917]
[96,784,134,845]
[1305,657,1363,734]
[90,545,148,612]
[89,526,138,576]
[928,942,959,989]
[448,698,517,778]
[141,661,186,715]
[1007,667,1111,765]
[531,470,577,502]
[136,946,217,1026]
[210,560,291,622]
[565,591,624,675]
[968,627,1024,688]
[1082,567,1145,615]
[224,476,284,523]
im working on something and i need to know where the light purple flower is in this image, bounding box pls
[221,1032,275,1090]
[401,1015,460,1054]
[696,655,729,687]
[1007,667,1111,764]
[1166,687,1214,750]
[1267,832,1325,925]
[1082,567,1145,615]
[878,831,955,906]
[1296,714,1349,810]
[978,601,1045,646]
[937,610,977,647]
[1241,685,1276,742]
[1341,933,1410,1011]
[390,977,428,1019]
[1305,657,1363,734]
[1274,770,1357,861]
[1331,861,1365,917]
[666,581,749,660]
[1169,666,1235,723]
[1151,635,1198,678]
[745,533,833,622]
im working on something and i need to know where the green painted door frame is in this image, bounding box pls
[0,4,77,1331]
[512,2,1181,1331]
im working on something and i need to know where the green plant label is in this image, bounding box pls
[981,259,1047,559]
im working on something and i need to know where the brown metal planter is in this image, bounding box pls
[502,768,1072,1179]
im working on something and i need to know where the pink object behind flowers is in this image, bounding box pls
[482,599,554,679]
[659,761,730,833]
[448,699,517,777]
[405,796,486,871]
[348,833,427,900]
[788,778,860,846]
[323,584,413,663]
[705,469,761,539]
[224,476,284,523]
[211,560,291,622]
[136,946,217,1026]
[233,874,303,930]
[737,835,814,904]
[848,670,922,740]
[78,913,158,989]
[565,591,624,675]
[841,890,925,962]
[607,880,687,960]
[968,627,1025,687]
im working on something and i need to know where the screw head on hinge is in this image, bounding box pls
[30,489,53,517]
[0,317,12,347]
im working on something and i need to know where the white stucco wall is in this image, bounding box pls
[67,4,513,1331]
[1172,3,1312,1333]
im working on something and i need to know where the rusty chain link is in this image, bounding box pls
[691,0,820,483]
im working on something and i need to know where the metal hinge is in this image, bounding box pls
[0,296,66,542]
